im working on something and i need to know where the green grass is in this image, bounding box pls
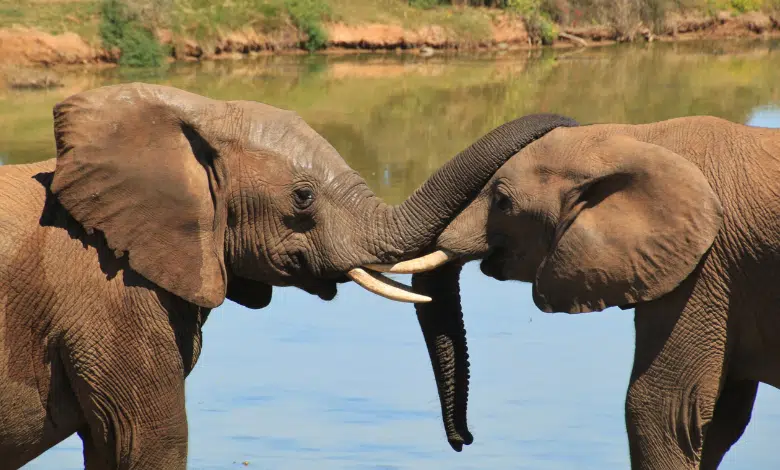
[0,0,100,39]
[170,0,287,41]
[169,0,496,44]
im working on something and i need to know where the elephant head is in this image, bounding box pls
[376,121,724,451]
[50,82,577,312]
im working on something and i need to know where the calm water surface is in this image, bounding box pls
[3,39,779,469]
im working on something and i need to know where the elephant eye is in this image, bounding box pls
[493,191,513,213]
[293,187,315,210]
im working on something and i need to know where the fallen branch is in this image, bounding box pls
[559,31,588,47]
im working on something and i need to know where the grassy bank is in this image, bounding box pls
[0,0,778,68]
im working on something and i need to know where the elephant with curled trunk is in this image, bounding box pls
[377,115,780,468]
[0,82,575,469]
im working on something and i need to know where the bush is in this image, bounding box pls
[285,0,331,52]
[100,0,165,67]
[409,0,451,7]
[729,0,763,12]
[507,0,559,44]
[409,0,513,6]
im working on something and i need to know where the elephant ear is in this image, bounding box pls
[51,83,231,308]
[533,135,723,314]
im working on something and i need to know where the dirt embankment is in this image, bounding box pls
[0,11,778,69]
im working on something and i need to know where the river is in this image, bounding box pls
[3,39,779,469]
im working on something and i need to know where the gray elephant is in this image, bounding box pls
[0,82,576,469]
[373,115,780,469]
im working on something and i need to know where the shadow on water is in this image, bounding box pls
[8,39,780,469]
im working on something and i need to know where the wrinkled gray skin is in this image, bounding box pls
[0,82,576,469]
[413,116,780,469]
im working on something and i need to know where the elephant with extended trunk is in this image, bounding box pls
[0,82,575,469]
[378,115,780,469]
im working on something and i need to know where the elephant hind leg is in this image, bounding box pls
[699,379,758,470]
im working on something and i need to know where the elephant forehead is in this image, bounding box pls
[243,110,350,183]
[525,124,611,156]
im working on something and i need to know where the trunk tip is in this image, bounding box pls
[448,440,464,452]
[447,430,474,452]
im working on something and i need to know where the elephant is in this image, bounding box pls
[0,82,577,469]
[372,115,780,469]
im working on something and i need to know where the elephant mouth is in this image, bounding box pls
[479,249,508,281]
[298,280,340,301]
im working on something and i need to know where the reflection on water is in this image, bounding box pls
[2,40,779,202]
[9,40,780,469]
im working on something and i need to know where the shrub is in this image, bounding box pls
[409,0,446,7]
[285,0,331,52]
[729,0,763,12]
[507,0,559,44]
[100,0,165,67]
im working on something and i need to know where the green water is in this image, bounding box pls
[2,39,778,205]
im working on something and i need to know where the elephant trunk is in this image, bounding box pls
[341,114,577,304]
[412,263,472,451]
[369,114,578,261]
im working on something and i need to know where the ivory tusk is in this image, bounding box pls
[364,250,454,274]
[347,267,432,303]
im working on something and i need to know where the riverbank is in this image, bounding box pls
[0,1,778,73]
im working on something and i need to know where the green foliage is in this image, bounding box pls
[408,0,447,8]
[506,0,540,13]
[100,0,165,67]
[506,0,558,44]
[0,7,23,19]
[167,0,286,41]
[285,0,331,51]
[729,0,763,11]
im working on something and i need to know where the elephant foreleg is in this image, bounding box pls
[625,273,729,470]
[64,315,191,469]
[72,363,189,470]
[699,379,758,470]
[78,427,112,469]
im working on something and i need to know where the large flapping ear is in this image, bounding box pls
[52,83,232,308]
[533,135,723,314]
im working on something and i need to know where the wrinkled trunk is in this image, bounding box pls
[368,114,578,261]
[412,263,472,451]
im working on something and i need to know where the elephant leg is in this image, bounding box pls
[78,427,111,469]
[72,365,189,470]
[698,379,758,470]
[625,274,729,470]
[65,324,190,469]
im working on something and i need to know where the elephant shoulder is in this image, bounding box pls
[0,160,57,232]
